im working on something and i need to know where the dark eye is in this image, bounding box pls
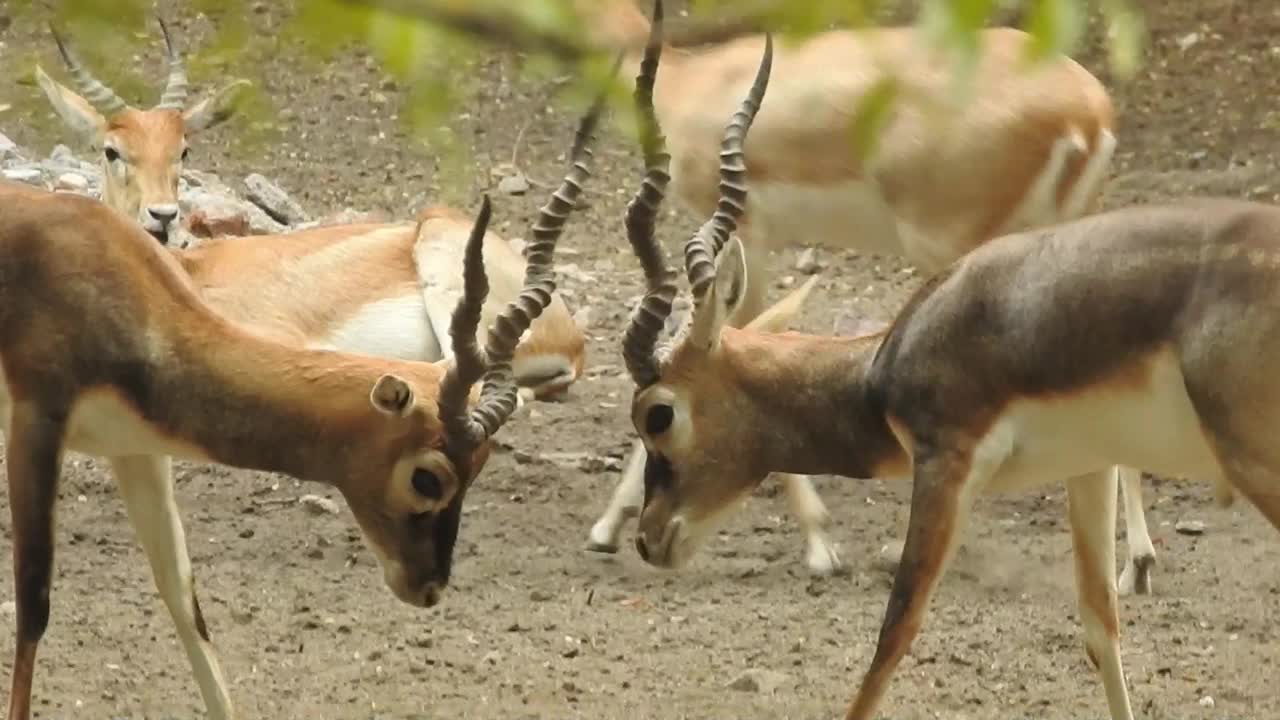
[411,469,442,499]
[645,404,674,435]
[104,147,120,163]
[181,147,190,162]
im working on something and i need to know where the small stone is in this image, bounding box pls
[497,172,530,196]
[530,589,553,602]
[299,494,341,516]
[1175,519,1206,536]
[54,172,88,192]
[1198,695,1215,708]
[795,248,822,274]
[238,528,255,539]
[182,188,252,238]
[726,669,792,693]
[244,173,310,225]
[49,144,75,162]
[1176,32,1201,51]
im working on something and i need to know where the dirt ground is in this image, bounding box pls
[2,0,1280,718]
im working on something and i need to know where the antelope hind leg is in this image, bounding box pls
[1068,469,1136,720]
[1115,465,1156,597]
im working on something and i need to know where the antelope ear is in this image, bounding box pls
[370,374,415,416]
[35,65,106,141]
[688,236,747,352]
[745,275,818,333]
[184,78,251,132]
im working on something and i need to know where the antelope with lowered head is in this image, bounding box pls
[36,18,589,402]
[616,32,1278,720]
[0,101,599,720]
[583,0,1160,595]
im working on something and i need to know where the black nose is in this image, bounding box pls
[634,536,650,562]
[147,206,178,225]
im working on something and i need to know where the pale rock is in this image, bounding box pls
[50,144,75,163]
[795,247,822,274]
[497,172,530,196]
[55,172,89,193]
[1175,519,1206,536]
[244,172,310,225]
[3,166,43,185]
[299,494,341,516]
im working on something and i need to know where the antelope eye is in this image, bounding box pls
[645,404,675,435]
[104,147,120,163]
[411,468,442,499]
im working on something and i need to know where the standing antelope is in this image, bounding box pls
[0,102,599,720]
[585,0,1158,596]
[616,33,1279,720]
[36,18,588,402]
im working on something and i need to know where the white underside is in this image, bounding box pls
[316,293,443,361]
[971,350,1223,494]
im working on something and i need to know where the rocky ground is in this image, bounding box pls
[2,0,1280,719]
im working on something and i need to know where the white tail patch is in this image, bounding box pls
[321,294,440,361]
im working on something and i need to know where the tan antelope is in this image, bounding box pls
[36,19,588,402]
[0,101,599,720]
[584,0,1162,596]
[34,16,248,245]
[617,31,1277,720]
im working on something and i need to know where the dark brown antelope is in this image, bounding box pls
[0,102,601,719]
[583,1,1164,596]
[614,23,1272,720]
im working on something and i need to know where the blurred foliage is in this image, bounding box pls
[8,0,1146,189]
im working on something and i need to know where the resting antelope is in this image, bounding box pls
[0,103,598,720]
[583,0,1163,594]
[617,32,1277,720]
[36,18,587,401]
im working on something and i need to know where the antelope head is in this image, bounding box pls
[34,16,249,245]
[358,102,601,606]
[616,15,782,568]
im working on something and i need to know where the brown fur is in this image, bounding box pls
[627,197,1280,719]
[0,183,525,717]
[582,2,1114,272]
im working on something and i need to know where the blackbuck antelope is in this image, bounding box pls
[617,33,1279,720]
[37,20,589,402]
[35,16,248,245]
[0,102,598,720]
[589,0,1159,597]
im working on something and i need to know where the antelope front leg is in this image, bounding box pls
[1116,465,1156,597]
[111,455,234,719]
[1067,469,1136,720]
[586,439,646,553]
[5,406,65,720]
[845,447,977,720]
[778,473,843,576]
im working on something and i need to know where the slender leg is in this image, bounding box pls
[1067,469,1135,720]
[110,455,235,719]
[5,405,65,720]
[778,472,843,576]
[1115,466,1156,597]
[845,445,980,720]
[586,439,646,553]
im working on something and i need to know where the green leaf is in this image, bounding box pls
[1023,0,1086,63]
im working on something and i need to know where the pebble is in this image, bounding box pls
[3,166,42,184]
[795,247,822,274]
[299,494,341,516]
[1175,519,1206,536]
[55,172,88,192]
[498,172,530,196]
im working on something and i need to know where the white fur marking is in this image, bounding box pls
[321,294,441,362]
